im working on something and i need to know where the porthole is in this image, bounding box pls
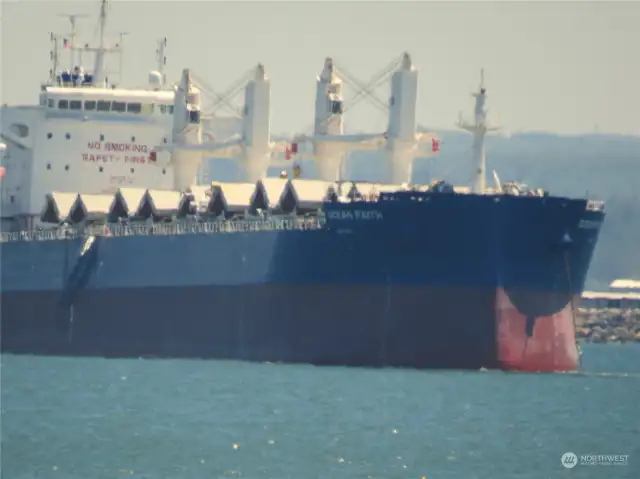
[65,133,71,140]
[98,166,104,173]
[64,165,69,171]
[47,133,52,139]
[46,163,52,170]
[130,168,135,173]
[100,134,104,141]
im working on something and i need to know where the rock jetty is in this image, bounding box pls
[575,308,640,343]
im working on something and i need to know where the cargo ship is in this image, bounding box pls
[0,1,605,371]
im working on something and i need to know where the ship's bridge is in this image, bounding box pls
[39,87,176,117]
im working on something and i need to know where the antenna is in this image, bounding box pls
[91,0,109,85]
[156,37,168,86]
[57,13,90,70]
[49,33,60,84]
[117,31,129,85]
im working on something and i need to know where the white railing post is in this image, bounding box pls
[0,216,328,244]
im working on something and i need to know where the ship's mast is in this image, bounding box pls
[457,69,499,194]
[49,33,60,84]
[57,13,89,70]
[65,0,122,87]
[92,0,108,85]
[156,37,168,87]
[117,31,130,85]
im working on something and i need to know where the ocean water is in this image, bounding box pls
[1,345,639,479]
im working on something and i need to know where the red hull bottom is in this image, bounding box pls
[496,288,579,372]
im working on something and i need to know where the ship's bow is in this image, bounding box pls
[495,197,605,372]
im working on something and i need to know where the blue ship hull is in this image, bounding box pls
[0,192,604,371]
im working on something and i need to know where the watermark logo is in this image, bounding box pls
[561,452,578,469]
[561,452,629,468]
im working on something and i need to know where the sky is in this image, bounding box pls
[1,0,639,136]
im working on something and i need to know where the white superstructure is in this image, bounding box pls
[0,0,451,233]
[0,0,241,230]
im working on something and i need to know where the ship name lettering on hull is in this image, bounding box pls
[327,210,384,221]
[578,219,601,229]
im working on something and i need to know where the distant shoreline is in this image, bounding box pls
[576,309,640,343]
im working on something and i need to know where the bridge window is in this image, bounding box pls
[141,104,154,115]
[58,99,69,109]
[168,105,174,114]
[331,100,343,114]
[112,101,126,113]
[97,100,111,112]
[127,102,141,114]
[160,105,166,114]
[85,100,96,111]
[48,99,54,108]
[70,100,82,110]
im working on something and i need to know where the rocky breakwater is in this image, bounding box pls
[575,308,640,343]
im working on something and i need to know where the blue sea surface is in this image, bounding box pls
[1,344,639,479]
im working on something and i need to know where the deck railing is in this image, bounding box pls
[0,196,605,244]
[0,217,326,244]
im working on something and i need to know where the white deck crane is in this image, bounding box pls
[154,64,291,185]
[289,53,440,184]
